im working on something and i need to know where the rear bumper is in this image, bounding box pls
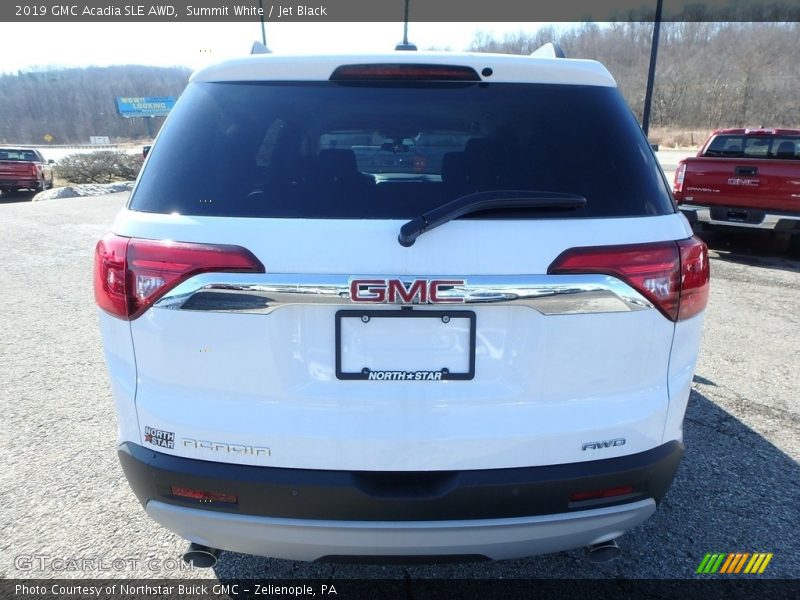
[680,203,800,232]
[119,441,682,560]
[146,497,656,561]
[0,179,37,189]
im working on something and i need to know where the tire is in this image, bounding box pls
[787,234,800,258]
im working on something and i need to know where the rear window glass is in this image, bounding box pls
[130,81,674,219]
[703,135,800,159]
[0,149,38,161]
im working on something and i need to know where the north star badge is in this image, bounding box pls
[144,426,175,449]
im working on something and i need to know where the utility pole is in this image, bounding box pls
[642,0,663,137]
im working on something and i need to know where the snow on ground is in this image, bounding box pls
[28,145,144,163]
[32,181,134,201]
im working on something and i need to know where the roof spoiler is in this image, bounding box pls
[251,41,271,55]
[530,43,566,59]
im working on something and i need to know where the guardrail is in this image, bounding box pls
[27,144,120,150]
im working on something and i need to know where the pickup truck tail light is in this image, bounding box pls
[94,234,265,320]
[673,162,687,197]
[548,238,709,321]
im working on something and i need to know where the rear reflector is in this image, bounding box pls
[569,485,635,502]
[330,64,481,81]
[548,238,709,322]
[94,234,265,320]
[170,486,238,504]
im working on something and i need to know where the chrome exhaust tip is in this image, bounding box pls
[182,543,219,568]
[585,539,621,563]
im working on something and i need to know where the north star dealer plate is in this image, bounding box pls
[335,309,476,381]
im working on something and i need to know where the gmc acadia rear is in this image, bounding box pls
[95,49,709,565]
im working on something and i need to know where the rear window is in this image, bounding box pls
[703,135,800,159]
[0,149,38,161]
[130,81,674,219]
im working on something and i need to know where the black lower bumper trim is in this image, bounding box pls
[118,440,683,521]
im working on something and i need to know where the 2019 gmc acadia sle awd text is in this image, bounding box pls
[94,49,709,565]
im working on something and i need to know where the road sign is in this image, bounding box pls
[115,96,176,118]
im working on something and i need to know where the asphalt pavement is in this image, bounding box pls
[1,192,797,581]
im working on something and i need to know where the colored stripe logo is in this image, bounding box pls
[696,552,773,574]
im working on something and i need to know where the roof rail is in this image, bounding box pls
[251,41,271,55]
[530,43,566,59]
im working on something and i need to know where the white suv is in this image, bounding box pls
[95,50,709,564]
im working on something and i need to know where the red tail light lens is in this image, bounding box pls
[676,237,710,320]
[569,485,634,502]
[673,162,687,198]
[94,234,129,318]
[330,64,481,81]
[170,486,238,504]
[94,234,265,320]
[548,238,709,322]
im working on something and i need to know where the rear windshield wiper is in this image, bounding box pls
[398,190,587,247]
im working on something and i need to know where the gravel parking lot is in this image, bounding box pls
[1,192,797,582]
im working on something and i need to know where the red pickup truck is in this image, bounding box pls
[673,128,800,247]
[0,147,54,195]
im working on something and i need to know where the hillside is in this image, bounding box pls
[469,22,800,133]
[0,65,191,144]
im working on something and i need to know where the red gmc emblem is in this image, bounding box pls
[349,279,466,304]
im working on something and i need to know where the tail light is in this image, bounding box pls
[31,164,38,177]
[673,162,687,197]
[170,486,238,504]
[330,64,481,81]
[548,237,709,322]
[94,233,264,320]
[676,238,710,320]
[569,485,635,502]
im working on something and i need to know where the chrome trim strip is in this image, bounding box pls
[681,206,800,230]
[153,274,653,316]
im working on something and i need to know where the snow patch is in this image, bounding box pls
[32,181,134,201]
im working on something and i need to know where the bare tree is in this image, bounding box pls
[464,22,800,131]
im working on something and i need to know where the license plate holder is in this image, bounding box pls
[335,309,476,381]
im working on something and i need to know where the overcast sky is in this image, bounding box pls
[0,22,556,74]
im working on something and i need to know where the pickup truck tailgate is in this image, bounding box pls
[679,157,800,213]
